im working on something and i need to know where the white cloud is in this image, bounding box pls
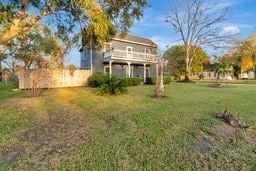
[220,25,240,35]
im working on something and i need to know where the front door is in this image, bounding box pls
[126,47,133,59]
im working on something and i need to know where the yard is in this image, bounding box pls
[0,82,256,170]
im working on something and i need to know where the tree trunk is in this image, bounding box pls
[0,61,2,81]
[155,63,160,97]
[0,19,22,45]
[184,46,191,81]
[254,66,256,79]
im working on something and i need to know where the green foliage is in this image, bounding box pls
[146,77,155,85]
[146,77,171,85]
[163,77,172,84]
[164,45,207,76]
[87,72,109,88]
[1,84,256,170]
[98,76,128,95]
[1,0,149,46]
[2,26,64,69]
[120,77,141,86]
[212,62,229,80]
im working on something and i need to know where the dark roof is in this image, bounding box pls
[113,34,158,47]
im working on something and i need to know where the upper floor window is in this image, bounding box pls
[126,46,133,58]
[144,48,151,57]
[104,43,112,52]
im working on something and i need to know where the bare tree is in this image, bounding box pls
[165,0,235,81]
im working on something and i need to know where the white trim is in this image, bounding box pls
[126,65,134,77]
[126,46,133,59]
[112,38,158,48]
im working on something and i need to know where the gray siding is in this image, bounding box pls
[111,40,157,54]
[92,49,104,73]
[80,39,157,77]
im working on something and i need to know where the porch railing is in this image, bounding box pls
[103,49,157,61]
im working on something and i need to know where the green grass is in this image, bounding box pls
[0,83,256,170]
[0,81,23,100]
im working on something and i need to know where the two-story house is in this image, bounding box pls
[80,34,158,82]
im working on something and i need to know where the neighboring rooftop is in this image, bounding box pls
[113,34,158,47]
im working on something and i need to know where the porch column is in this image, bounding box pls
[109,60,113,78]
[127,62,131,78]
[143,63,147,83]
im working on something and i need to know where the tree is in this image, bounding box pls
[0,0,148,46]
[212,62,229,86]
[1,26,64,70]
[237,34,256,78]
[165,0,235,81]
[164,45,207,79]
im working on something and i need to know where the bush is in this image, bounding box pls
[131,77,141,86]
[88,72,108,87]
[119,77,141,86]
[98,76,128,95]
[163,77,171,84]
[146,77,155,85]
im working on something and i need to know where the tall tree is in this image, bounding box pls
[237,34,256,78]
[164,45,207,79]
[1,25,64,70]
[165,0,235,81]
[0,0,148,46]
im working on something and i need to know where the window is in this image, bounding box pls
[126,46,133,58]
[144,48,151,58]
[104,66,110,74]
[104,43,112,52]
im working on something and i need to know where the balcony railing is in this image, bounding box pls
[103,49,157,62]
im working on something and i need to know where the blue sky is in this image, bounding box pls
[67,0,256,67]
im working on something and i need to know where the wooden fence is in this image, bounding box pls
[17,69,91,89]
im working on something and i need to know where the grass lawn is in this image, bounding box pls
[0,82,256,170]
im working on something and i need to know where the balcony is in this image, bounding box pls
[103,49,157,63]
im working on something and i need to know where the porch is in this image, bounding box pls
[103,49,157,82]
[103,61,153,83]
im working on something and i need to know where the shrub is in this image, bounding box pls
[146,77,155,85]
[163,77,171,84]
[88,72,108,88]
[98,76,128,95]
[119,77,141,86]
[131,77,141,86]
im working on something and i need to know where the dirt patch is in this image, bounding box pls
[195,136,213,154]
[0,111,90,170]
[194,123,239,154]
[21,115,90,162]
[149,95,168,99]
[0,148,24,164]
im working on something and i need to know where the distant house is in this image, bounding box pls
[190,59,234,80]
[202,62,234,80]
[240,71,255,79]
[80,34,158,82]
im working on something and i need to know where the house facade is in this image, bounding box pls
[80,34,158,82]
